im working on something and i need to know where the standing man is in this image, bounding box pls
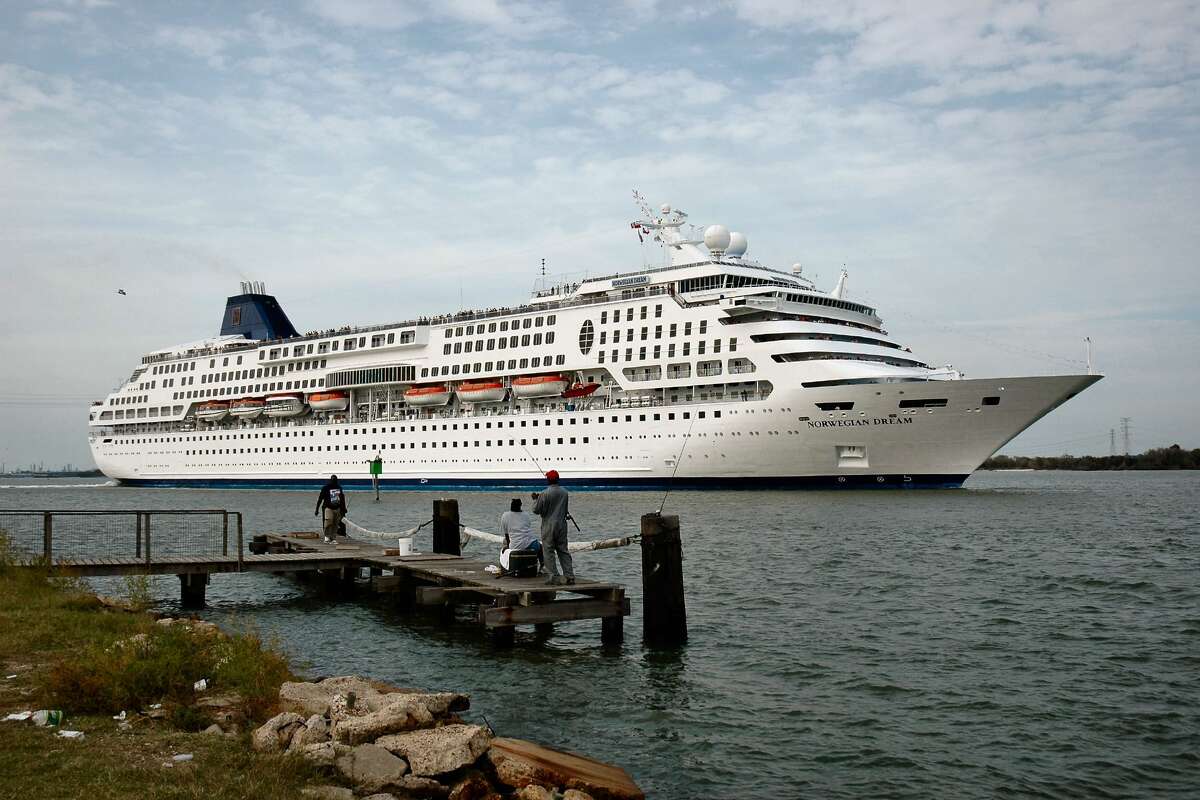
[315,474,348,544]
[369,452,383,502]
[532,469,574,585]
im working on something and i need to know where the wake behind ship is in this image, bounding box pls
[88,199,1100,489]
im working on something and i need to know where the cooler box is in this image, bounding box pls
[508,550,539,578]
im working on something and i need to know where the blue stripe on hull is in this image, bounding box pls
[116,474,968,491]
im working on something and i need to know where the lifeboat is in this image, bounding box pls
[196,401,229,422]
[229,398,265,419]
[456,381,506,404]
[404,385,451,407]
[561,382,600,399]
[264,393,306,418]
[308,391,350,412]
[512,374,569,399]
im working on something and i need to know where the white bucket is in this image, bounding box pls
[396,538,413,556]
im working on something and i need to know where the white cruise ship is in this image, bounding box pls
[88,199,1101,490]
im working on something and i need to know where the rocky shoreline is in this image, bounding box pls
[254,675,643,800]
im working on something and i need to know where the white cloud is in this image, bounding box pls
[152,25,243,67]
[1,2,1197,465]
[26,9,74,25]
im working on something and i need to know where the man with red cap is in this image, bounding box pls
[532,468,574,585]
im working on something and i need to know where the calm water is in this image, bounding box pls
[2,472,1198,798]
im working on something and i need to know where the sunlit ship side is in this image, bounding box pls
[87,200,1100,489]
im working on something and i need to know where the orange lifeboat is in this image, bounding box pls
[229,397,266,419]
[308,391,349,412]
[196,401,229,422]
[456,381,506,404]
[561,382,600,399]
[512,374,569,399]
[404,385,451,407]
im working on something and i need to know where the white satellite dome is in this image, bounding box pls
[660,203,672,214]
[703,224,731,256]
[726,231,747,258]
[791,262,803,275]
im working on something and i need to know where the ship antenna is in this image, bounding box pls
[657,415,697,515]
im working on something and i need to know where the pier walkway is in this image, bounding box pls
[0,505,637,646]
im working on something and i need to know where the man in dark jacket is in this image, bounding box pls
[315,474,348,543]
[532,469,574,585]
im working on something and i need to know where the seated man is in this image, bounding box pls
[499,498,542,573]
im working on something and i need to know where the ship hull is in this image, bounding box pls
[91,374,1099,490]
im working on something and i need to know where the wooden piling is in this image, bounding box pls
[179,573,208,609]
[601,587,626,644]
[640,513,687,647]
[432,499,461,556]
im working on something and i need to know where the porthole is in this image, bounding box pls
[578,319,595,355]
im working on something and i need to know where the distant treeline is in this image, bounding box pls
[982,444,1199,470]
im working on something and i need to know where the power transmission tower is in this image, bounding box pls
[1120,417,1132,456]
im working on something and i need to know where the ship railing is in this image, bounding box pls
[0,509,244,568]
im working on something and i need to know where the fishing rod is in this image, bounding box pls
[657,415,697,515]
[522,443,582,533]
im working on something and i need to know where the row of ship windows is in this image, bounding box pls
[421,355,566,378]
[102,409,725,443]
[596,324,715,344]
[173,379,326,400]
[269,330,415,360]
[814,398,1000,411]
[772,352,931,369]
[444,315,557,338]
[443,332,556,354]
[131,360,328,398]
[176,438,594,455]
[595,340,734,365]
[599,305,664,324]
[100,405,183,420]
[111,395,148,405]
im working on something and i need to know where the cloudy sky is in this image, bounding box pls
[1,0,1197,470]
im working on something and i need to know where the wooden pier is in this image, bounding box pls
[1,504,685,648]
[1,504,648,647]
[258,530,629,646]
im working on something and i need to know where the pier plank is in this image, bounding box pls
[481,597,631,628]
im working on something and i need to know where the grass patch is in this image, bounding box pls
[0,558,331,799]
[0,568,293,722]
[0,713,329,800]
[121,574,154,611]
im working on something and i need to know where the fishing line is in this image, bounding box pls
[522,443,581,532]
[520,444,546,476]
[658,415,697,515]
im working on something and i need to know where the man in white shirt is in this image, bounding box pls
[499,498,542,572]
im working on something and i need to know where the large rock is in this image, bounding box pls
[514,787,554,800]
[387,775,451,798]
[280,681,335,716]
[447,770,497,800]
[487,738,643,800]
[391,691,469,716]
[321,676,388,709]
[299,742,339,768]
[289,714,332,752]
[333,696,435,745]
[335,743,409,794]
[377,724,491,777]
[563,791,596,800]
[251,712,306,753]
